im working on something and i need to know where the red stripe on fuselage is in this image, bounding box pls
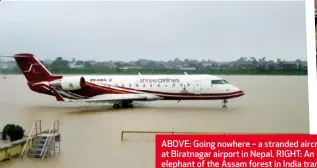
[117,86,244,96]
[66,82,244,100]
[161,93,244,100]
[67,82,133,98]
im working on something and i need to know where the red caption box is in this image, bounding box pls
[155,134,317,168]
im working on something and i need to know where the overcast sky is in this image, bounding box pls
[0,1,306,62]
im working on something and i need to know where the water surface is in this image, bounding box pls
[0,75,309,168]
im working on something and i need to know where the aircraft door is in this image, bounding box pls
[194,81,201,94]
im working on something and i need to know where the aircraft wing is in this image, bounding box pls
[65,93,162,103]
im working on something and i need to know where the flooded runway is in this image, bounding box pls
[0,75,309,168]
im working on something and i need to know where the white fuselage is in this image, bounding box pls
[80,74,241,95]
[9,53,244,107]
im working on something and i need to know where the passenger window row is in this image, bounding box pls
[113,83,190,88]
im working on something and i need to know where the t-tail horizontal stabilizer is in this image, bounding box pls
[0,55,30,58]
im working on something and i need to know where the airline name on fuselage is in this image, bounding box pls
[140,78,180,83]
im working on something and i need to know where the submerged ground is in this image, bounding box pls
[0,75,309,168]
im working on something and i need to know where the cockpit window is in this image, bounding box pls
[211,80,228,84]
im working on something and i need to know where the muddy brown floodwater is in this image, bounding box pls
[0,75,309,168]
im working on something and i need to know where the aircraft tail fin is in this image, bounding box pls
[0,53,61,82]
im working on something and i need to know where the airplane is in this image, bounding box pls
[1,53,245,109]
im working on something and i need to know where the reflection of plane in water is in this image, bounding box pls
[1,53,245,109]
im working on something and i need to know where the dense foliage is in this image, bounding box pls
[0,56,307,75]
[2,124,25,142]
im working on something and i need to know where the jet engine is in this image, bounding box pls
[49,76,86,90]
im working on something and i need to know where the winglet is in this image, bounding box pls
[184,72,188,75]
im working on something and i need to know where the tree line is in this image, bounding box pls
[0,56,308,75]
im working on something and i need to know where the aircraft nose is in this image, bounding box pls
[228,85,245,95]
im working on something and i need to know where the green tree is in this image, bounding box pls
[2,124,25,142]
[83,61,92,68]
[51,57,70,72]
[76,60,84,65]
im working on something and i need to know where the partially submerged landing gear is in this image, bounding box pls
[121,101,133,108]
[113,101,134,109]
[113,103,121,109]
[222,99,228,108]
